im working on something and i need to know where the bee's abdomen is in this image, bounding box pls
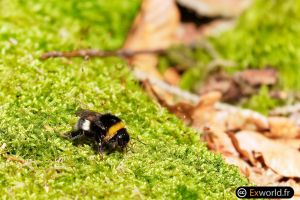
[104,122,125,141]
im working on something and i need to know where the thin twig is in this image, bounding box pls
[135,69,270,127]
[133,69,201,104]
[207,59,236,69]
[41,49,165,60]
[270,103,300,116]
[2,155,26,164]
[0,143,25,164]
[40,45,236,108]
[194,40,220,60]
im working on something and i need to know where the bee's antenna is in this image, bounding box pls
[130,136,147,146]
[125,145,136,153]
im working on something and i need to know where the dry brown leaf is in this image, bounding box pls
[177,20,235,44]
[177,23,202,44]
[225,112,255,131]
[201,127,285,187]
[192,91,222,130]
[224,154,282,185]
[163,68,181,86]
[213,104,269,131]
[196,91,222,108]
[227,132,256,165]
[199,19,236,37]
[235,131,300,178]
[275,139,300,151]
[234,68,278,86]
[199,69,278,102]
[267,117,299,139]
[202,131,283,185]
[202,126,239,156]
[224,156,252,177]
[248,168,283,186]
[166,102,195,124]
[198,72,239,102]
[290,112,300,128]
[176,0,252,17]
[142,78,195,124]
[124,0,181,104]
[192,92,269,131]
[123,0,180,77]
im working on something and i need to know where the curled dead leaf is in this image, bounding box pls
[198,71,241,102]
[192,91,222,129]
[199,69,278,102]
[217,103,269,131]
[235,131,300,178]
[163,67,181,86]
[202,126,239,156]
[224,156,251,177]
[196,91,222,108]
[176,0,252,17]
[178,20,236,44]
[275,139,300,151]
[227,132,256,166]
[123,0,180,77]
[192,92,269,131]
[200,19,236,37]
[235,69,278,87]
[267,117,299,139]
[240,166,283,186]
[202,129,284,186]
[167,102,195,124]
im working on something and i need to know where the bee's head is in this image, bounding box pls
[116,129,130,148]
[106,128,130,151]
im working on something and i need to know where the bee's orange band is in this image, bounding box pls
[104,122,125,141]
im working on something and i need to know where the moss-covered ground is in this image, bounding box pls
[159,0,300,114]
[212,0,300,91]
[211,0,300,113]
[0,0,246,199]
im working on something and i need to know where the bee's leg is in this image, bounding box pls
[66,130,84,140]
[126,145,135,153]
[124,146,128,153]
[95,134,105,159]
[97,142,105,159]
[98,142,104,153]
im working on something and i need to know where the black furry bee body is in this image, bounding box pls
[69,110,130,153]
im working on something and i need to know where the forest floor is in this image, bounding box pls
[0,0,247,199]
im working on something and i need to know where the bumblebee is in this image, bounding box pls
[69,109,130,153]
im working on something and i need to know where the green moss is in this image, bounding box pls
[159,0,300,112]
[212,0,300,90]
[158,45,214,91]
[242,86,281,115]
[0,0,246,199]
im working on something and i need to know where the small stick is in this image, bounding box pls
[130,136,147,146]
[41,49,165,60]
[3,155,26,164]
[1,143,26,164]
[270,103,300,116]
[134,69,201,104]
[40,46,236,107]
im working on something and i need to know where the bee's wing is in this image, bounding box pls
[76,109,102,120]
